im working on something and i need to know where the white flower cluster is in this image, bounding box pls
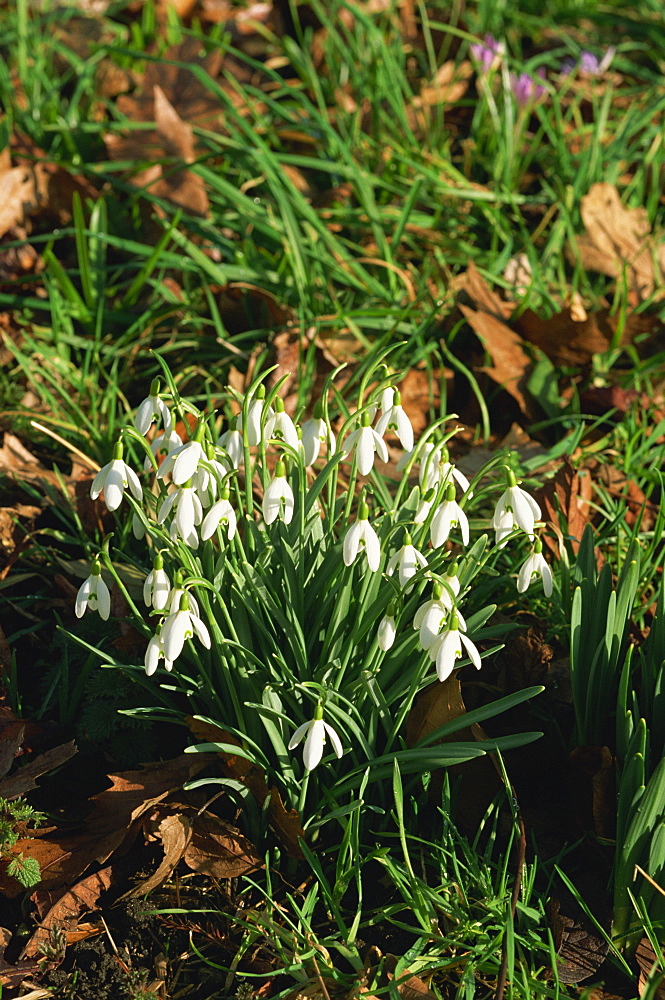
[78,375,553,771]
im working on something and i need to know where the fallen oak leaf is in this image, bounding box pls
[0,740,77,800]
[120,812,192,899]
[572,182,665,301]
[184,809,263,878]
[21,866,114,961]
[530,460,593,555]
[459,303,533,416]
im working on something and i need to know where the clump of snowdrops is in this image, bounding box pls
[77,361,550,828]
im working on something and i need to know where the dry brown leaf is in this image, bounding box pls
[406,675,470,748]
[595,463,656,530]
[546,897,609,984]
[187,717,305,856]
[459,304,533,415]
[636,937,665,999]
[496,626,554,694]
[531,460,593,555]
[569,745,615,841]
[184,810,263,878]
[0,740,77,801]
[123,813,192,898]
[21,866,113,960]
[0,711,24,780]
[573,183,665,301]
[462,259,513,320]
[0,161,42,239]
[3,754,212,903]
[514,307,615,366]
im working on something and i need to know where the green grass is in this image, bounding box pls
[1,0,665,995]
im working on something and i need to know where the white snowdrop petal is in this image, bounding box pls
[436,630,460,682]
[144,635,162,676]
[288,721,311,750]
[343,522,362,566]
[461,634,482,670]
[190,614,211,649]
[103,463,126,511]
[75,577,93,617]
[152,569,171,611]
[458,508,470,546]
[540,558,553,597]
[378,615,397,651]
[373,430,389,464]
[135,398,156,435]
[173,442,203,486]
[303,719,326,770]
[395,410,414,451]
[356,428,375,476]
[96,577,111,621]
[323,721,344,759]
[161,612,189,662]
[90,466,107,500]
[157,490,178,524]
[124,463,143,502]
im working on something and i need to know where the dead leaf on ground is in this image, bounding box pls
[514,307,615,367]
[123,813,192,898]
[546,897,609,984]
[0,740,77,801]
[459,302,533,416]
[594,462,656,530]
[495,625,554,693]
[184,809,263,878]
[407,60,473,131]
[572,182,665,302]
[21,866,114,960]
[636,937,665,999]
[531,460,593,555]
[569,745,615,840]
[460,259,513,321]
[187,717,305,857]
[3,754,213,905]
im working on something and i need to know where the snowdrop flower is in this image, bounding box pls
[90,442,143,512]
[288,704,343,771]
[430,484,470,548]
[270,397,299,450]
[75,559,111,621]
[342,412,389,476]
[301,402,336,467]
[160,593,211,664]
[157,438,205,487]
[263,459,294,525]
[135,378,172,436]
[193,447,229,506]
[378,605,397,651]
[470,33,504,74]
[245,385,275,447]
[145,427,183,472]
[413,579,464,651]
[144,626,174,676]
[386,533,428,592]
[217,416,244,469]
[436,445,471,496]
[414,486,436,525]
[143,552,171,611]
[492,469,541,545]
[201,489,237,541]
[375,388,414,452]
[158,484,203,549]
[343,501,381,572]
[428,612,481,682]
[167,583,199,617]
[517,537,553,597]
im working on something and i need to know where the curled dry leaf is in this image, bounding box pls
[572,182,665,301]
[530,460,593,556]
[21,866,114,960]
[546,897,609,984]
[184,809,263,878]
[569,745,616,840]
[122,813,192,898]
[0,740,77,801]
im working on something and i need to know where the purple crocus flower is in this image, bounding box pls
[511,68,547,107]
[470,33,505,74]
[560,47,615,77]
